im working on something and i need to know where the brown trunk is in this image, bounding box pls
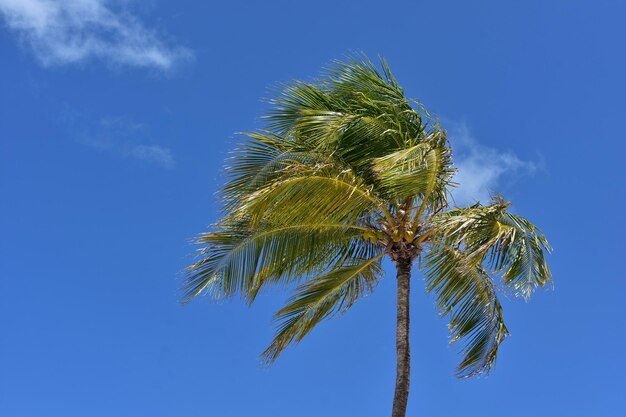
[391,257,412,417]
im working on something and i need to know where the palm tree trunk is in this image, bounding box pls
[392,257,412,417]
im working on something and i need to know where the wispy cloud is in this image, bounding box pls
[448,122,539,206]
[78,116,175,169]
[126,144,175,169]
[0,0,191,70]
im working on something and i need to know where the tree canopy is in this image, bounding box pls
[183,56,552,378]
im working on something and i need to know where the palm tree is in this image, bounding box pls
[183,56,552,417]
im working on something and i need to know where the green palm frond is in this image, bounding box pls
[431,198,552,299]
[294,110,404,168]
[495,212,552,299]
[265,55,434,177]
[265,81,337,137]
[325,56,408,109]
[425,245,509,377]
[262,254,384,363]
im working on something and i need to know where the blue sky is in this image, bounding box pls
[1,1,624,416]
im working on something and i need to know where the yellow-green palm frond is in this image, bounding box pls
[237,162,394,227]
[182,220,381,304]
[372,134,455,206]
[185,126,392,315]
[262,254,384,364]
[425,245,509,378]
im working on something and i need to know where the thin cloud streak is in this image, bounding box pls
[0,0,191,70]
[127,144,175,169]
[78,116,176,169]
[448,122,539,206]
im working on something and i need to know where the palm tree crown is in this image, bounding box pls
[183,55,552,415]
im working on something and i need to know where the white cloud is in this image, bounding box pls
[126,144,174,169]
[448,122,539,206]
[0,0,191,70]
[78,116,175,169]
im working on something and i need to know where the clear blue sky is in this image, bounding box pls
[1,1,624,416]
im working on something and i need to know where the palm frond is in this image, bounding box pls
[262,254,384,363]
[496,212,553,299]
[237,163,394,227]
[372,136,455,203]
[431,198,552,299]
[425,244,509,377]
[325,55,406,103]
[222,131,322,210]
[263,55,435,180]
[265,82,337,137]
[182,220,380,303]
